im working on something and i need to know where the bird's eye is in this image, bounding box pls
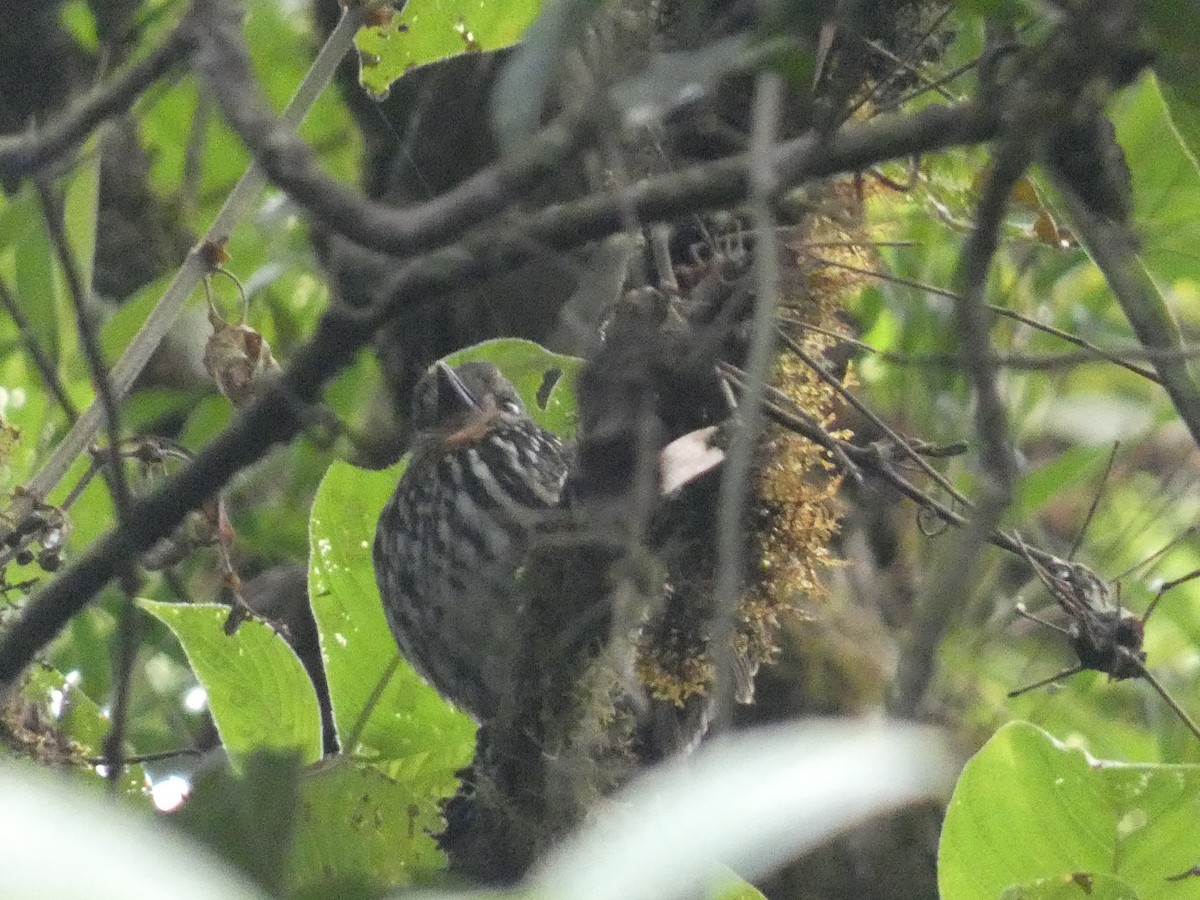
[500,399,522,416]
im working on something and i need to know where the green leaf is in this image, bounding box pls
[1158,79,1200,173]
[1010,444,1113,525]
[7,187,63,364]
[99,275,169,366]
[59,0,100,51]
[1110,74,1200,295]
[998,872,1140,900]
[139,599,322,769]
[288,761,447,893]
[355,0,540,101]
[20,664,146,797]
[708,869,770,900]
[444,337,582,438]
[63,137,100,303]
[0,141,97,438]
[308,459,475,776]
[939,722,1200,900]
[172,751,303,895]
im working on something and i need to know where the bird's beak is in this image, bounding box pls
[433,362,482,418]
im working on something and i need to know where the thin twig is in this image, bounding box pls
[34,185,135,519]
[774,326,968,507]
[847,1,959,117]
[341,653,401,757]
[35,181,140,793]
[718,362,861,479]
[0,92,1004,695]
[885,50,988,112]
[87,746,203,766]
[712,73,784,729]
[743,386,1068,575]
[808,255,1161,383]
[1066,442,1120,562]
[4,2,366,531]
[858,31,957,102]
[0,275,78,423]
[865,346,1200,373]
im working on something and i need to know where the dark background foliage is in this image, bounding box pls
[2,1,1200,898]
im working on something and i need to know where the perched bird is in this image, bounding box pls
[373,361,569,722]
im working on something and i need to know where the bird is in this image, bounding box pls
[373,360,569,722]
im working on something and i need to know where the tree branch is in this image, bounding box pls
[0,60,1003,698]
[2,2,367,538]
[1052,178,1200,450]
[0,7,197,179]
[192,0,598,258]
[193,0,998,258]
[711,73,784,730]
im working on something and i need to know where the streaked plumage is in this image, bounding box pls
[373,361,568,722]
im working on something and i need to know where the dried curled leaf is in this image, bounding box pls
[0,415,18,469]
[203,311,279,406]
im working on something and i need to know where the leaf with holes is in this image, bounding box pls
[940,722,1200,900]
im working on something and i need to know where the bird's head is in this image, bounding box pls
[411,361,526,449]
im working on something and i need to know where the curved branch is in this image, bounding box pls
[5,2,366,535]
[0,7,197,179]
[0,90,1002,698]
[193,0,597,257]
[193,0,998,258]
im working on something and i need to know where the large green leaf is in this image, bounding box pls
[63,136,99,305]
[307,458,474,776]
[4,187,63,369]
[307,339,577,774]
[289,761,447,893]
[171,751,303,895]
[444,337,582,438]
[355,0,540,100]
[139,599,322,769]
[1110,75,1200,299]
[939,722,1200,900]
[16,138,97,382]
[998,872,1140,900]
